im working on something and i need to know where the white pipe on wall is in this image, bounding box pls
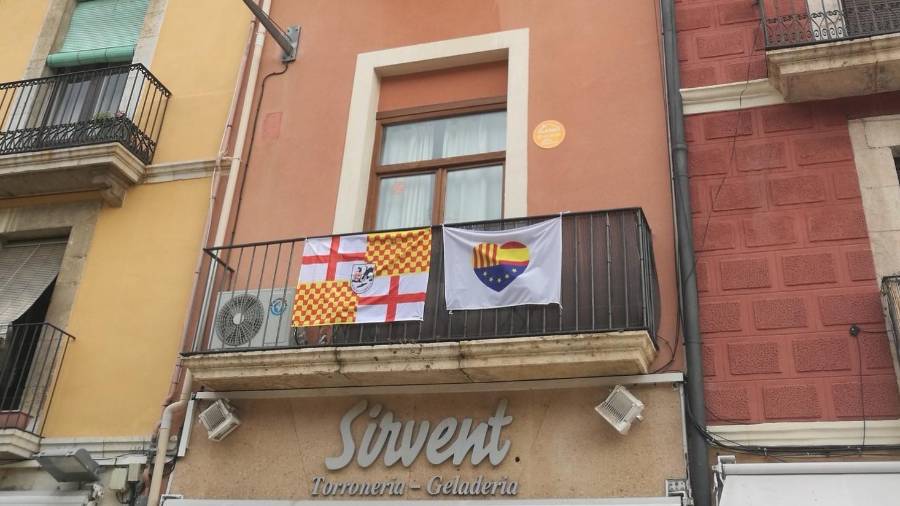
[214,0,271,247]
[147,1,272,504]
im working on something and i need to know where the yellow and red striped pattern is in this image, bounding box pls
[473,243,499,268]
[472,241,529,268]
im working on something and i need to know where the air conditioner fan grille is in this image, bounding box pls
[214,293,264,346]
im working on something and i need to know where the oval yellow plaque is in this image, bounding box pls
[533,120,566,149]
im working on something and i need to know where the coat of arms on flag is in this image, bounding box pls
[443,217,561,310]
[291,229,432,327]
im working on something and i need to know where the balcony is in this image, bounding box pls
[761,1,900,101]
[0,323,75,460]
[183,209,660,391]
[0,64,170,205]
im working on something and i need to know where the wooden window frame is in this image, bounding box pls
[364,96,507,230]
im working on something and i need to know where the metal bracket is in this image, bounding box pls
[666,478,692,506]
[240,0,300,63]
[282,25,300,63]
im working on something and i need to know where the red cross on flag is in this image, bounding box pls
[292,229,432,327]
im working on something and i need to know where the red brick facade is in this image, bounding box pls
[677,0,766,88]
[689,99,900,423]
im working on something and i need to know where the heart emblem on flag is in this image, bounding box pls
[472,241,530,292]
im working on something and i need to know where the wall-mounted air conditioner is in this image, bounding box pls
[208,287,298,350]
[198,399,241,442]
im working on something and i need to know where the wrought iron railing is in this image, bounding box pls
[0,64,170,164]
[187,209,659,354]
[0,323,74,436]
[882,275,900,363]
[761,0,900,49]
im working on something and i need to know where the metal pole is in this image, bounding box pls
[660,1,711,505]
[239,0,298,61]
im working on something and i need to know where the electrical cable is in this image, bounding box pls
[229,62,290,242]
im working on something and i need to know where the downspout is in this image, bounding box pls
[146,2,271,505]
[147,371,191,506]
[214,0,272,246]
[660,1,711,506]
[160,18,254,409]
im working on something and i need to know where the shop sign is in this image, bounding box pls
[311,399,520,498]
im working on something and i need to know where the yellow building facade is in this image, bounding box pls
[0,0,250,503]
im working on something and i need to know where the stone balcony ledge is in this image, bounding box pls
[184,331,657,391]
[0,428,41,461]
[0,143,145,206]
[767,32,900,102]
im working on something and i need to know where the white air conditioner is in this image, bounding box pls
[595,385,645,435]
[198,399,241,442]
[208,287,298,350]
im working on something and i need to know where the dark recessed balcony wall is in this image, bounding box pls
[0,64,170,205]
[0,323,75,460]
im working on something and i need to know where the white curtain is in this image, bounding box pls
[375,173,435,229]
[442,111,506,158]
[381,111,506,165]
[380,120,437,164]
[443,165,503,224]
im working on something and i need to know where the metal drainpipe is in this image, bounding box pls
[660,1,711,505]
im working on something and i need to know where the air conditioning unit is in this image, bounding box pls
[595,385,645,435]
[209,287,299,350]
[198,399,241,442]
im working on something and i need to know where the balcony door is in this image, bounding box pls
[0,238,66,418]
[43,65,130,127]
[0,282,54,412]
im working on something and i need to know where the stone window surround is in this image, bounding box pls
[0,199,99,444]
[332,29,529,234]
[848,115,900,392]
[22,0,168,80]
[0,200,100,329]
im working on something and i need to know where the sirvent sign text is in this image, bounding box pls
[311,399,520,498]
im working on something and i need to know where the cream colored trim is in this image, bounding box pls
[848,115,900,391]
[133,0,168,68]
[681,79,784,116]
[22,0,72,79]
[0,435,177,467]
[709,419,900,447]
[144,159,220,184]
[194,372,684,399]
[333,29,529,234]
[0,429,41,461]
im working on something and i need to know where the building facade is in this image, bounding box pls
[677,0,900,503]
[7,1,900,505]
[0,0,250,504]
[166,1,692,505]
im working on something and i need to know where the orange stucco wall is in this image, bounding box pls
[225,0,678,364]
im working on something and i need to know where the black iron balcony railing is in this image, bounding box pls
[0,323,74,436]
[0,64,170,164]
[762,1,900,49]
[187,208,659,354]
[882,275,900,363]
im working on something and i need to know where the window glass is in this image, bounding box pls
[443,165,503,224]
[375,173,435,229]
[380,111,506,165]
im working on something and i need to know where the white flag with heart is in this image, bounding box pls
[442,217,562,310]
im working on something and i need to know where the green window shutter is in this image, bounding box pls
[46,0,149,68]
